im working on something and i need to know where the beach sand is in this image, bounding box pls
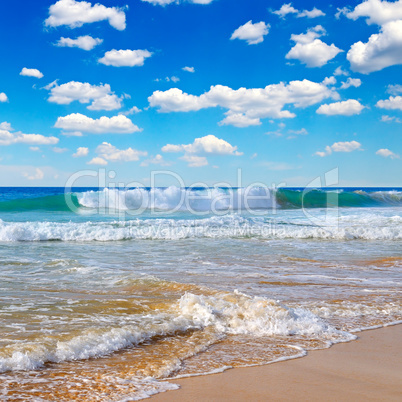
[152,324,402,401]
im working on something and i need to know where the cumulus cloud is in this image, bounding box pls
[272,3,325,19]
[55,35,103,51]
[141,0,214,5]
[73,147,89,157]
[316,99,364,115]
[87,157,107,165]
[286,26,343,67]
[45,0,126,30]
[0,122,59,146]
[334,66,349,76]
[98,49,152,67]
[22,168,44,180]
[346,0,402,25]
[298,8,325,18]
[20,68,44,79]
[95,142,147,163]
[376,95,402,110]
[340,78,362,89]
[376,148,400,158]
[315,141,362,157]
[162,134,242,156]
[140,154,172,167]
[272,3,298,18]
[230,21,270,45]
[149,79,338,126]
[47,81,123,111]
[162,134,241,167]
[347,20,402,73]
[0,93,8,102]
[54,113,141,134]
[182,66,195,73]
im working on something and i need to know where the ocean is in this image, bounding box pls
[0,186,401,400]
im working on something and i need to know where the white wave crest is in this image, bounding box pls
[77,187,275,212]
[0,291,353,374]
[0,212,401,242]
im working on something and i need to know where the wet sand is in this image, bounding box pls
[152,324,402,401]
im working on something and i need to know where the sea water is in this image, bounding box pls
[0,187,401,400]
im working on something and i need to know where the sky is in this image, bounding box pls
[0,0,401,187]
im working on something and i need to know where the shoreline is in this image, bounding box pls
[151,324,402,401]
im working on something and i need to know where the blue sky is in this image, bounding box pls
[0,0,401,187]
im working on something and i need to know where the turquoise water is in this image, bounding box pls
[0,187,401,400]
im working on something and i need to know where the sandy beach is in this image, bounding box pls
[152,324,402,401]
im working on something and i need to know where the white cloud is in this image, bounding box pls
[54,113,141,134]
[346,0,402,26]
[22,168,44,180]
[20,68,43,79]
[381,115,402,123]
[55,35,103,51]
[182,66,195,73]
[230,21,270,45]
[95,142,147,163]
[53,147,68,153]
[218,113,262,127]
[340,78,362,89]
[286,26,343,67]
[141,0,214,5]
[272,3,298,18]
[30,147,40,152]
[121,106,141,115]
[376,148,400,158]
[47,81,122,111]
[162,134,241,167]
[162,134,242,156]
[288,128,308,135]
[297,8,325,18]
[0,122,59,146]
[315,141,362,157]
[387,84,402,95]
[334,66,349,76]
[73,147,89,157]
[180,154,208,167]
[87,157,107,165]
[155,76,180,83]
[140,154,172,167]
[272,3,325,19]
[45,0,126,30]
[376,95,402,110]
[99,49,152,67]
[316,99,364,116]
[149,79,338,126]
[335,7,350,20]
[0,93,8,102]
[347,20,402,73]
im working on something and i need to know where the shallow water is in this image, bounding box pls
[0,187,401,400]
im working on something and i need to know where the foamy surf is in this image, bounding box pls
[0,210,401,241]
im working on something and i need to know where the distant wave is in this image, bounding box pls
[0,187,401,213]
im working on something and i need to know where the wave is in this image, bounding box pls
[0,187,401,213]
[0,213,400,241]
[0,290,353,373]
